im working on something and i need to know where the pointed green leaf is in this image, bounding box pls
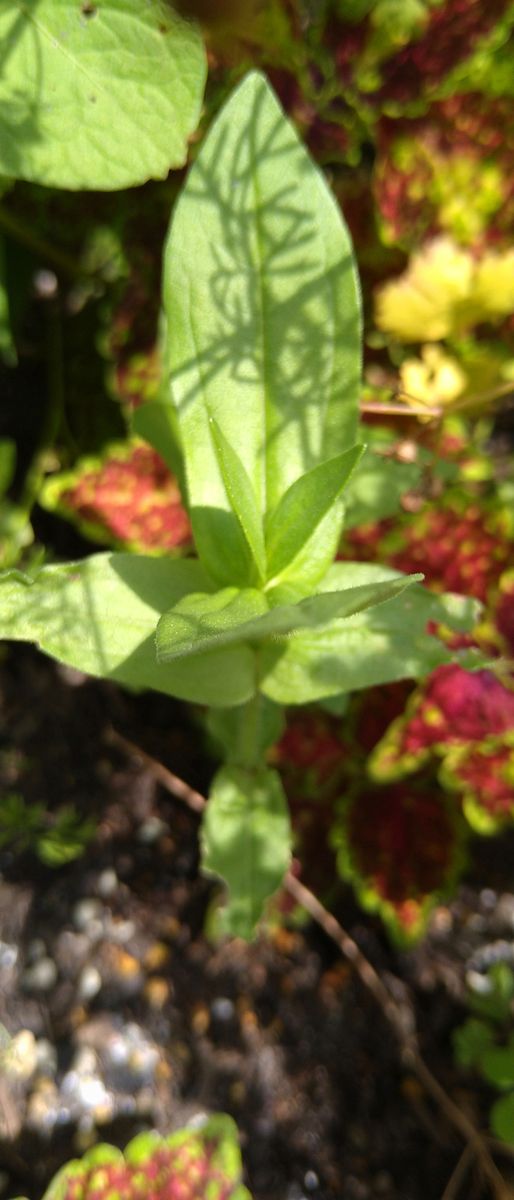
[259,562,481,704]
[210,418,267,582]
[156,574,421,662]
[202,765,292,939]
[132,401,184,485]
[0,0,206,189]
[0,554,257,707]
[491,1093,514,1146]
[164,70,361,584]
[343,433,423,528]
[481,1042,514,1090]
[265,443,365,585]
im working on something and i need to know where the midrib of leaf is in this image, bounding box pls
[186,290,226,484]
[250,160,272,516]
[15,2,110,99]
[320,209,337,458]
[244,787,260,931]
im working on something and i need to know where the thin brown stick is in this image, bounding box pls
[107,730,513,1199]
[360,400,442,418]
[440,1144,474,1200]
[105,727,206,813]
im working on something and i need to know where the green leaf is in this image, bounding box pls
[259,562,480,704]
[468,963,514,1024]
[164,70,361,585]
[156,574,421,662]
[210,418,267,582]
[265,443,365,585]
[42,1146,123,1200]
[490,1093,514,1147]
[202,765,291,938]
[0,438,16,497]
[481,1042,514,1091]
[0,554,257,707]
[156,587,269,660]
[132,401,184,484]
[343,438,422,528]
[0,0,206,190]
[453,1018,496,1069]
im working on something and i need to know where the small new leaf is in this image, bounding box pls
[210,418,267,581]
[265,443,365,584]
[156,587,269,661]
[156,574,421,662]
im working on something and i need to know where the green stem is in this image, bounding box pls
[235,693,263,770]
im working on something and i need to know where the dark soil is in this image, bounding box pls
[0,646,513,1200]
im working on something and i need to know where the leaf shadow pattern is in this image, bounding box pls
[0,0,46,176]
[165,73,362,551]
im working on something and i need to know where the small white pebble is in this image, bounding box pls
[33,269,58,299]
[0,941,18,969]
[22,957,58,993]
[466,969,492,995]
[4,1030,38,1080]
[73,898,104,935]
[137,816,168,844]
[36,1039,58,1077]
[211,997,235,1022]
[304,1170,319,1191]
[96,868,118,898]
[480,888,497,910]
[77,965,102,1001]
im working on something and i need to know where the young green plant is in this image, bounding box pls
[0,73,479,936]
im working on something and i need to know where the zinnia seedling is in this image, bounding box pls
[0,73,479,936]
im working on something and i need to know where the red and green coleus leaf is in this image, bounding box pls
[369,0,512,109]
[441,732,514,834]
[41,1118,251,1200]
[492,570,514,659]
[370,665,514,781]
[332,779,468,944]
[272,710,349,799]
[375,94,514,248]
[326,0,510,113]
[378,497,513,605]
[41,440,191,555]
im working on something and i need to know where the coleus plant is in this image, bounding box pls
[0,73,480,937]
[12,1115,251,1200]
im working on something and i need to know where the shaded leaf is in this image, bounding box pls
[202,764,291,938]
[260,563,480,704]
[490,1093,514,1147]
[156,573,420,662]
[0,554,256,707]
[481,1042,514,1090]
